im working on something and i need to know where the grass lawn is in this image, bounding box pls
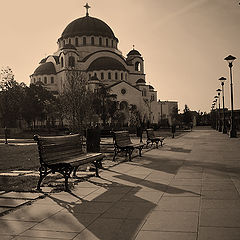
[0,130,187,192]
[0,144,39,171]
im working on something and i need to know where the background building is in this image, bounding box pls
[30,4,177,126]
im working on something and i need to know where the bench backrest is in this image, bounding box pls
[146,129,155,139]
[34,134,83,165]
[113,131,132,147]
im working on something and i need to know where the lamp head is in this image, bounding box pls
[219,76,226,86]
[224,55,236,64]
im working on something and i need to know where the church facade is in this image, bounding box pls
[30,4,177,126]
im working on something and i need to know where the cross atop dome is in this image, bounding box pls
[84,3,91,16]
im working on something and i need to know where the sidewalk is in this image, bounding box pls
[0,128,240,240]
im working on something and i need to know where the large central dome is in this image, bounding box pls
[61,16,116,39]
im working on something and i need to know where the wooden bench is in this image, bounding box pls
[33,134,104,191]
[146,129,165,148]
[113,131,144,161]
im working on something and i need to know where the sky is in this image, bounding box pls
[0,0,239,113]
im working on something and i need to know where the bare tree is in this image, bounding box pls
[61,70,94,133]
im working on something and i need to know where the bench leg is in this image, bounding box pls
[37,166,50,191]
[113,147,118,161]
[139,147,143,157]
[128,148,134,161]
[93,161,100,177]
[63,167,73,192]
[156,141,159,149]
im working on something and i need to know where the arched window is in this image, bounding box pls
[115,72,118,80]
[108,72,111,79]
[120,101,128,110]
[69,38,71,44]
[142,89,147,97]
[101,72,104,80]
[121,72,123,80]
[91,37,95,45]
[99,37,102,46]
[135,62,141,71]
[68,56,75,68]
[61,57,64,68]
[44,77,47,84]
[83,37,86,46]
[89,74,91,79]
[33,78,36,83]
[106,39,109,47]
[111,40,114,47]
[51,77,54,84]
[75,38,79,46]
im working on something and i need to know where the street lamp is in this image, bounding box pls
[216,89,222,132]
[214,97,218,130]
[219,77,227,133]
[224,55,237,138]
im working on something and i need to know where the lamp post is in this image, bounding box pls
[211,103,215,129]
[216,89,222,132]
[224,55,237,138]
[219,77,227,133]
[214,96,218,130]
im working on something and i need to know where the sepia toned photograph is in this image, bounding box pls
[0,1,240,239]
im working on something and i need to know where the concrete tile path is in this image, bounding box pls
[0,128,240,239]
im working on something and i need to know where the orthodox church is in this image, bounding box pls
[30,4,177,125]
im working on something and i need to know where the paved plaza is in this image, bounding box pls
[0,128,240,239]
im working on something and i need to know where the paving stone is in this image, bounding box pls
[49,192,83,203]
[201,190,240,200]
[175,172,202,179]
[0,172,20,176]
[201,199,240,209]
[69,201,113,214]
[0,192,43,200]
[202,182,236,190]
[73,217,125,240]
[19,229,77,239]
[156,196,200,211]
[101,201,154,219]
[0,198,29,208]
[32,210,99,232]
[142,211,199,232]
[0,219,36,235]
[199,227,240,240]
[11,237,57,240]
[200,209,240,227]
[135,231,197,240]
[122,190,163,204]
[164,185,201,197]
[0,207,11,214]
[0,203,62,222]
[0,235,15,240]
[170,179,202,186]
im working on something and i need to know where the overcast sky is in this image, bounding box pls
[0,0,239,112]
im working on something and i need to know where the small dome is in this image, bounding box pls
[127,49,141,57]
[136,78,146,84]
[61,43,77,50]
[61,16,117,40]
[39,58,47,64]
[33,62,56,75]
[87,57,126,71]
